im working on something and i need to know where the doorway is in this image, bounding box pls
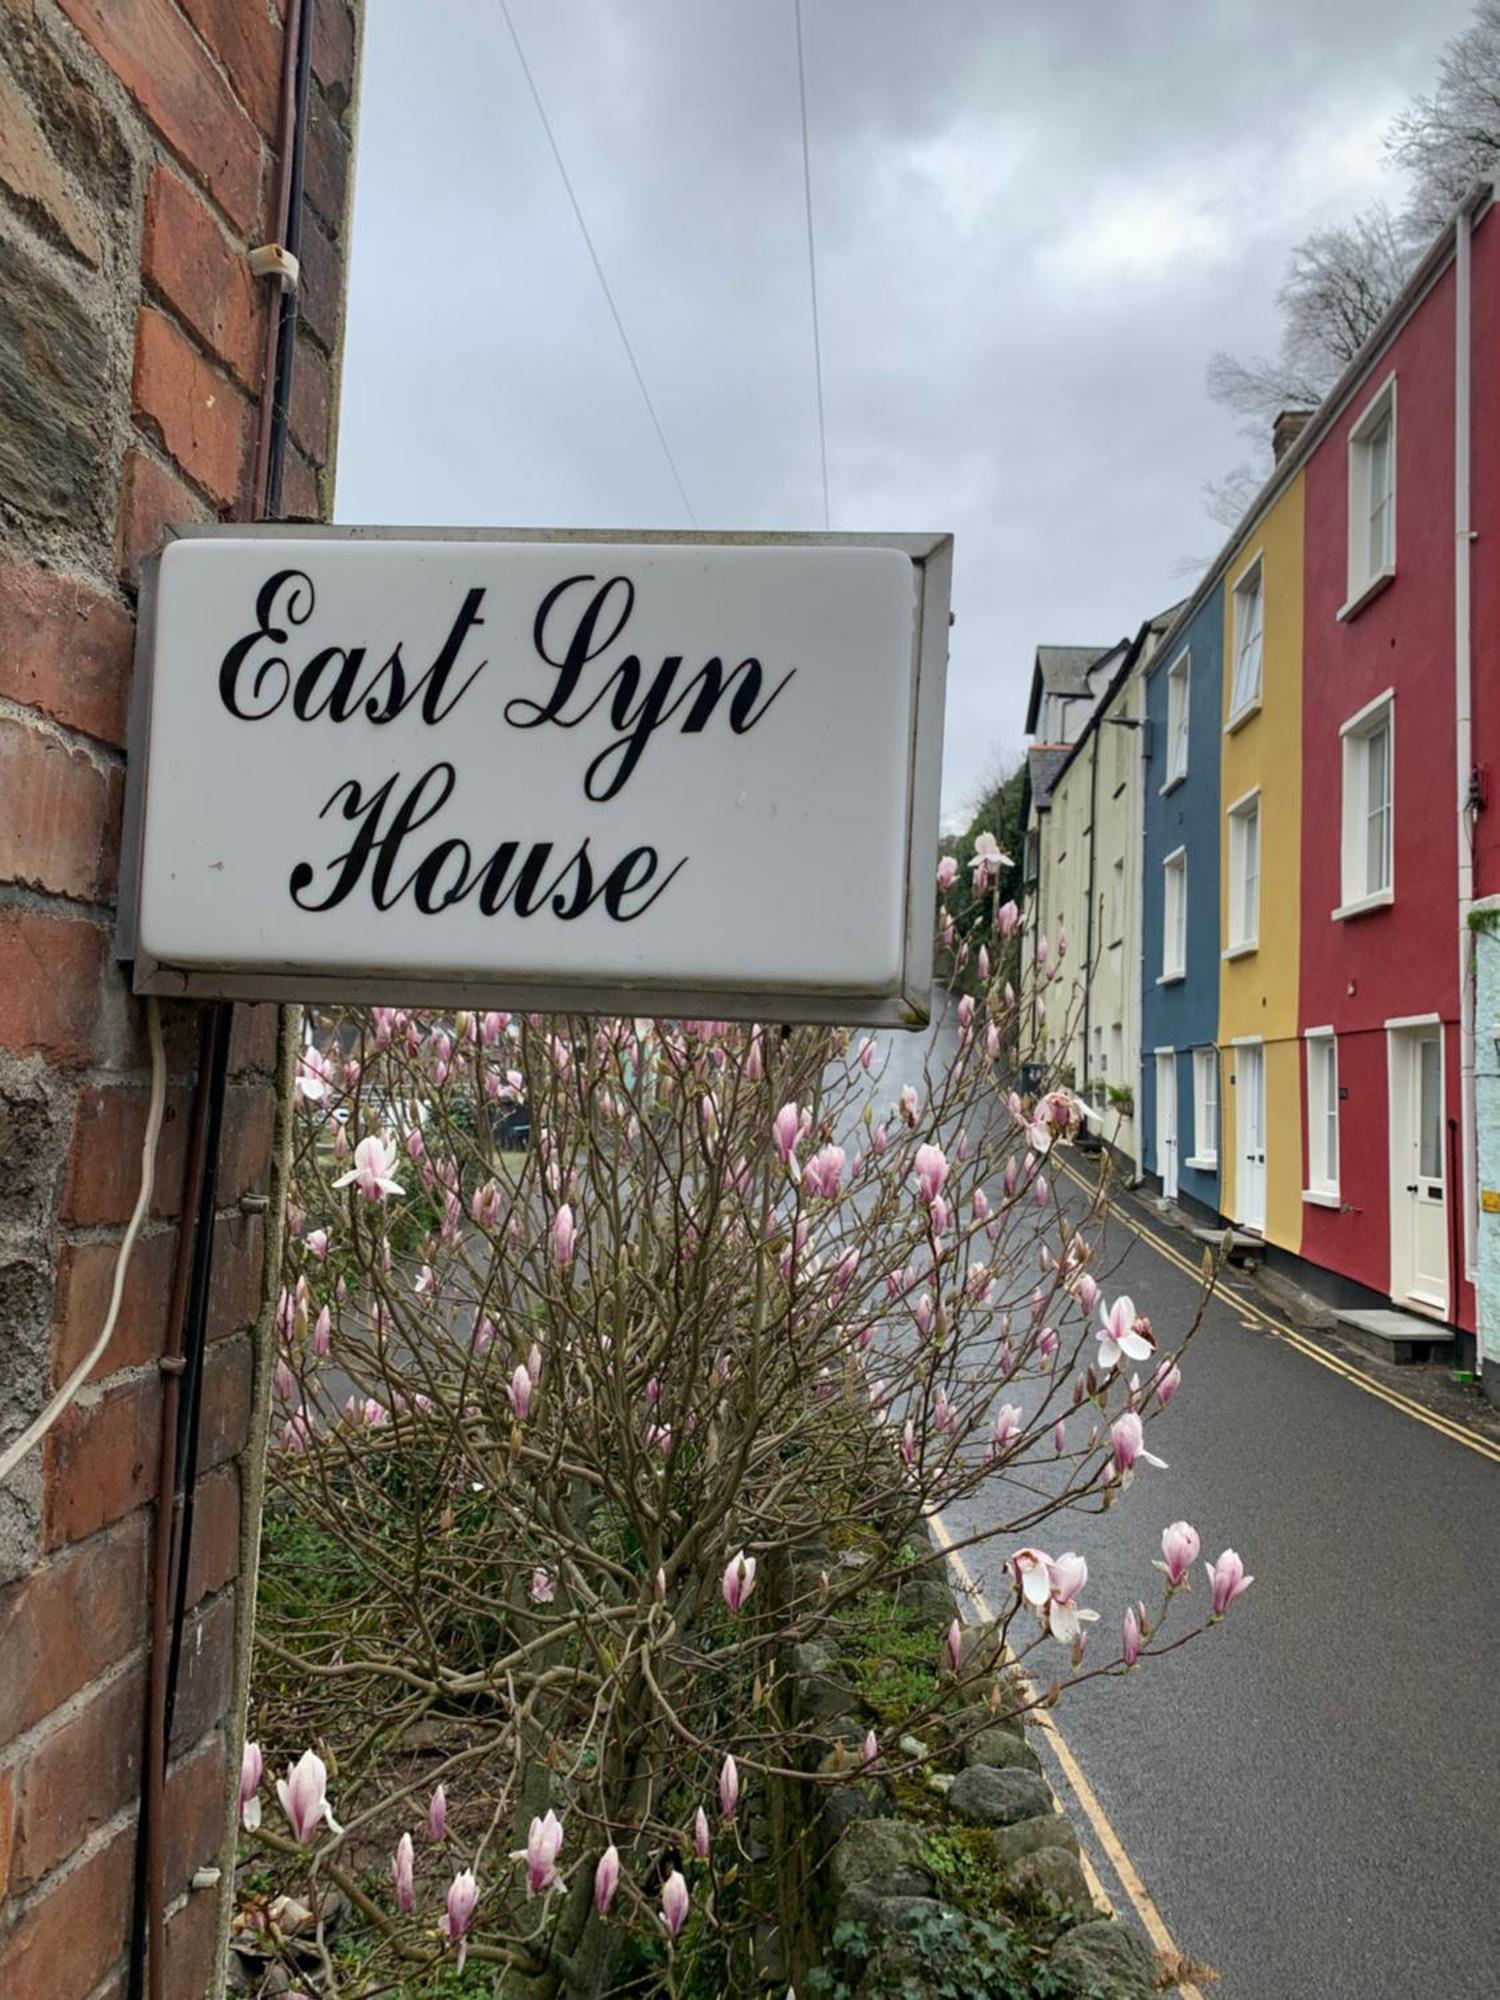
[1388,1025,1448,1315]
[1155,1051,1178,1200]
[1237,1041,1266,1234]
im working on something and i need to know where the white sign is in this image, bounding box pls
[121,528,950,1025]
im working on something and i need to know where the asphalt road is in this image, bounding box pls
[874,996,1500,1999]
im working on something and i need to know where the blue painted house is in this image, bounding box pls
[1139,581,1223,1219]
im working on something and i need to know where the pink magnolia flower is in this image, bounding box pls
[898,1085,920,1126]
[970,831,1007,890]
[936,854,959,890]
[915,1293,934,1338]
[861,1728,880,1771]
[804,1144,846,1200]
[428,1784,447,1842]
[520,1810,564,1895]
[1206,1549,1254,1616]
[990,1402,1022,1457]
[944,1617,964,1675]
[531,1569,556,1603]
[440,1868,479,1967]
[723,1550,757,1614]
[594,1843,620,1916]
[1053,1418,1066,1453]
[393,1831,415,1913]
[694,1805,711,1860]
[1009,1547,1053,1612]
[333,1134,404,1202]
[312,1305,332,1357]
[997,899,1020,938]
[1046,1553,1100,1645]
[295,1046,334,1102]
[900,1417,916,1467]
[914,1143,948,1204]
[660,1868,690,1939]
[239,1739,263,1831]
[933,1387,953,1432]
[508,1363,532,1422]
[1155,1521,1201,1587]
[1110,1409,1167,1484]
[773,1103,801,1169]
[1154,1359,1182,1407]
[276,1749,342,1843]
[552,1204,577,1267]
[1097,1295,1155,1370]
[305,1228,329,1262]
[719,1753,740,1819]
[858,1036,877,1071]
[957,994,975,1032]
[1074,1271,1099,1315]
[1122,1604,1142,1668]
[978,945,991,981]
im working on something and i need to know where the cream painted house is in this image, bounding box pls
[1021,611,1178,1177]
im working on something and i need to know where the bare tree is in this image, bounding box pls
[1388,0,1500,238]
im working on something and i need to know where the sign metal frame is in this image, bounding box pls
[119,524,951,1027]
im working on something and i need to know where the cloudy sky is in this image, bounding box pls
[335,0,1471,825]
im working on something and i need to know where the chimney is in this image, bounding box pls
[1272,408,1313,463]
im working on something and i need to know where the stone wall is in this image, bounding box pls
[781,1532,1159,1999]
[0,4,360,1993]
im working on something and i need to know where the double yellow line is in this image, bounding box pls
[926,1509,1205,2000]
[1057,1155,1500,1464]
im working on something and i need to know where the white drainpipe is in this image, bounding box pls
[1456,196,1477,1299]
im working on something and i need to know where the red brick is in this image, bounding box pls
[8,1665,144,1891]
[311,0,356,109]
[288,333,331,460]
[227,1001,282,1075]
[0,555,132,744]
[282,442,321,521]
[296,206,341,353]
[183,1461,240,1606]
[166,1880,223,2000]
[117,447,209,585]
[0,1514,149,1746]
[0,908,118,1065]
[198,1332,254,1474]
[178,0,284,138]
[0,1818,136,2000]
[0,713,115,901]
[43,1369,163,1549]
[143,163,263,391]
[56,0,263,232]
[168,1589,236,1756]
[164,1732,229,1894]
[302,86,348,230]
[207,1211,265,1338]
[62,1081,193,1227]
[220,1082,278,1206]
[132,305,249,509]
[51,1226,179,1387]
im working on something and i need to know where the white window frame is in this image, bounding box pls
[1187,1046,1219,1169]
[1303,1028,1340,1205]
[1341,374,1397,619]
[1226,556,1264,730]
[1224,787,1261,958]
[1334,689,1394,920]
[1162,650,1190,792]
[1158,847,1187,984]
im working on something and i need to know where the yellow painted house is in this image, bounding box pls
[1218,472,1304,1253]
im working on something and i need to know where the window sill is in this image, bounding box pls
[1224,699,1262,736]
[1159,772,1186,797]
[1337,567,1396,622]
[1302,1188,1341,1209]
[1222,940,1258,961]
[1156,971,1186,986]
[1332,888,1394,921]
[1184,1154,1218,1172]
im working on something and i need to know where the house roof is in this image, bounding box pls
[1026,744,1071,812]
[1024,644,1116,731]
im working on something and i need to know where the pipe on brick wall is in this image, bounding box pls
[131,6,315,1997]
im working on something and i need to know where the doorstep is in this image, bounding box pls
[1190,1225,1264,1269]
[1333,1308,1456,1366]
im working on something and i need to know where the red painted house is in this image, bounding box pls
[1296,191,1497,1354]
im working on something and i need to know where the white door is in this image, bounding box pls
[1238,1044,1266,1234]
[1155,1052,1178,1200]
[1394,1029,1448,1312]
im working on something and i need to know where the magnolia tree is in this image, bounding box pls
[241,845,1251,1995]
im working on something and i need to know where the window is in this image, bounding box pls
[1305,1032,1339,1199]
[1337,692,1394,916]
[1345,377,1396,610]
[1110,1024,1124,1081]
[1191,1048,1219,1167]
[1164,651,1190,788]
[1109,855,1125,942]
[1161,848,1186,981]
[1226,791,1261,954]
[1228,561,1264,725]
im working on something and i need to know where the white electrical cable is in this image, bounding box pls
[0,995,167,1483]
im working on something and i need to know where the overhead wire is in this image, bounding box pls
[793,0,831,530]
[497,0,699,527]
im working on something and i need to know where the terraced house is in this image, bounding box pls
[1021,182,1500,1394]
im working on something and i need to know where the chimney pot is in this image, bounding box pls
[1273,408,1314,462]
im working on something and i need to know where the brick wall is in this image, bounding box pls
[0,4,360,1995]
